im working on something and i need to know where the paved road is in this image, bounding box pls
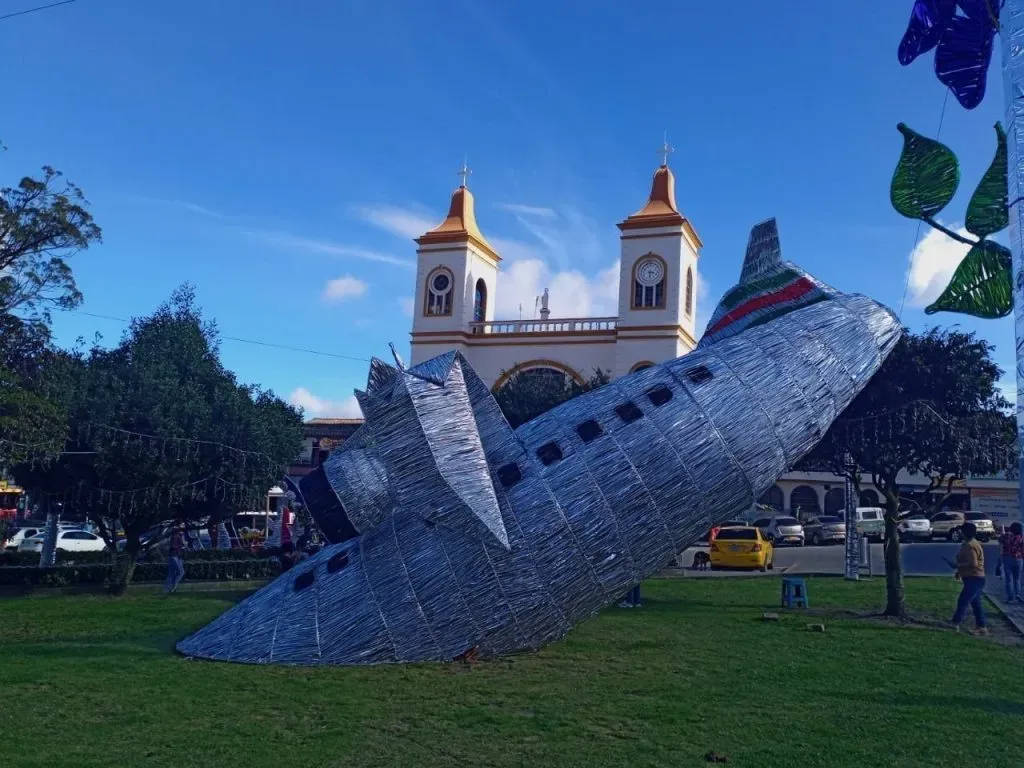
[677,540,1004,578]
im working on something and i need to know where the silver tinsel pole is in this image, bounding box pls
[1002,3,1024,522]
[843,452,859,580]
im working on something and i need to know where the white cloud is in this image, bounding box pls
[349,199,713,329]
[288,388,363,419]
[496,202,557,219]
[131,196,227,219]
[999,380,1017,406]
[243,228,415,269]
[354,205,438,240]
[495,259,620,319]
[906,224,971,308]
[322,275,367,302]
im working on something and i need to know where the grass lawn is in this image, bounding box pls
[1,577,1022,768]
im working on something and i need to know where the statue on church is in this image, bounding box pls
[539,288,550,320]
[178,218,901,667]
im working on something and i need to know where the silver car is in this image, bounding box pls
[897,513,932,542]
[754,515,805,547]
[804,515,846,546]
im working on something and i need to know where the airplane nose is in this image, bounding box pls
[298,466,359,544]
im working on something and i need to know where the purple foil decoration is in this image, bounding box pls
[898,0,957,65]
[899,0,999,110]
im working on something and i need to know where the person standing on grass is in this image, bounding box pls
[950,522,989,636]
[164,525,186,594]
[997,522,1024,603]
[618,585,641,609]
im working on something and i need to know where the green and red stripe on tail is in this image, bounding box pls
[699,219,833,346]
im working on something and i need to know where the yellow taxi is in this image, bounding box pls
[709,526,774,571]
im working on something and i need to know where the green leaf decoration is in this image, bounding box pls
[891,123,960,221]
[926,240,1013,319]
[965,123,1009,238]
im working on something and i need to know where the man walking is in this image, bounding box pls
[950,522,989,636]
[164,525,185,594]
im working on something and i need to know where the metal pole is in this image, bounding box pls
[1002,5,1024,527]
[843,452,859,580]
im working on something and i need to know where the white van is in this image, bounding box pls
[853,507,885,541]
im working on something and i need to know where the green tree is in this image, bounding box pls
[0,160,101,321]
[800,328,1014,617]
[13,285,303,591]
[0,315,73,469]
[494,367,610,429]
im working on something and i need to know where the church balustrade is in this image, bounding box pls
[468,317,617,335]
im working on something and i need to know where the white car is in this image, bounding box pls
[18,530,107,554]
[897,513,932,542]
[5,523,89,550]
[4,526,43,550]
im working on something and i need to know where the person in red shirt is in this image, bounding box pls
[998,521,1024,603]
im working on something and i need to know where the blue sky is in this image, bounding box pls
[1,0,1013,417]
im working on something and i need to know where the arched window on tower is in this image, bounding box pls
[424,267,454,316]
[632,254,667,309]
[685,267,694,317]
[473,279,487,323]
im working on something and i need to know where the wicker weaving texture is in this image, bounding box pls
[177,218,902,666]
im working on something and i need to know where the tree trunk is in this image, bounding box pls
[882,515,905,616]
[879,478,906,617]
[107,535,140,596]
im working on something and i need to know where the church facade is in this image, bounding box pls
[408,161,702,390]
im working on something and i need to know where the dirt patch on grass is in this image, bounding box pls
[796,605,1024,647]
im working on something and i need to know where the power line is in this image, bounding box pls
[0,0,78,23]
[65,309,375,364]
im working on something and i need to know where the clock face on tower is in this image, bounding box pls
[636,257,665,287]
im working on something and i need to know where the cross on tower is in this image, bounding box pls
[457,159,472,188]
[659,134,674,167]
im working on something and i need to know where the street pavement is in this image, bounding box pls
[675,540,1003,578]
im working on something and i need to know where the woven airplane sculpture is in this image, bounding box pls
[178,218,902,665]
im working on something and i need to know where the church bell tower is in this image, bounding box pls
[409,164,501,366]
[613,140,703,377]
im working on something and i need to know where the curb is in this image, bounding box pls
[983,589,1024,637]
[0,579,269,598]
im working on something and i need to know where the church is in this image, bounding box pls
[408,157,702,390]
[288,156,1021,522]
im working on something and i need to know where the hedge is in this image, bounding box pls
[0,547,266,568]
[0,557,278,588]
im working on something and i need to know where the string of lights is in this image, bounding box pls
[34,474,271,515]
[64,309,376,364]
[1,421,282,468]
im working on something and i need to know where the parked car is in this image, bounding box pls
[803,515,846,546]
[4,526,42,551]
[18,529,107,554]
[962,512,996,542]
[709,526,774,571]
[701,520,751,542]
[753,515,804,547]
[929,511,963,541]
[897,513,932,542]
[852,507,886,541]
[3,523,85,551]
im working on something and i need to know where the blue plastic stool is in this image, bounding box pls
[781,577,809,608]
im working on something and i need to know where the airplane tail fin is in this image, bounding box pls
[698,218,834,347]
